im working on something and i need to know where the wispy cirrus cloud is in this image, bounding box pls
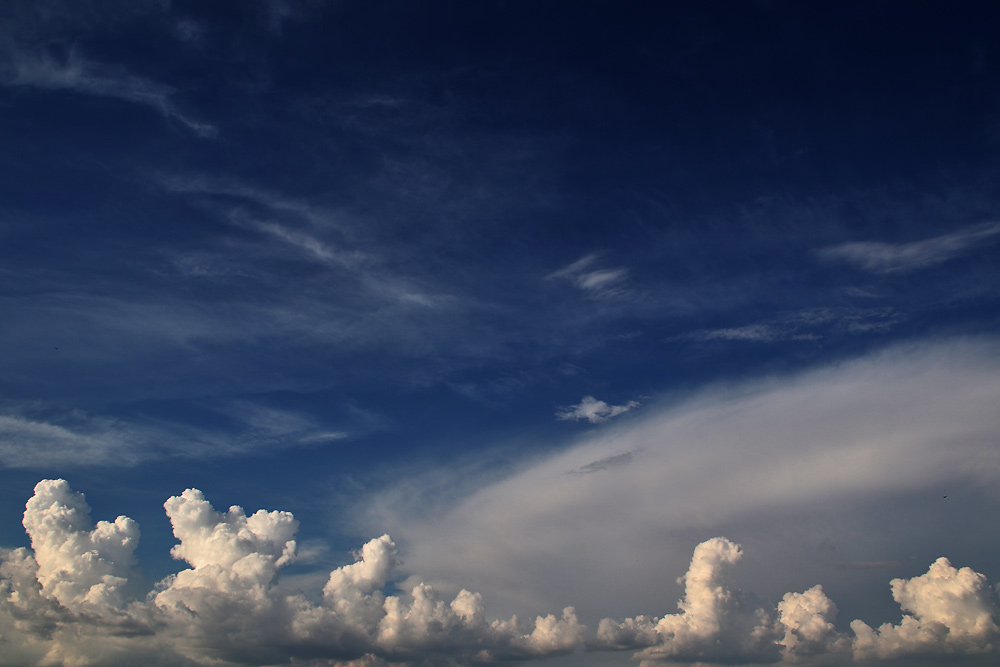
[818,222,1000,274]
[2,50,216,137]
[547,253,629,298]
[0,400,350,469]
[683,306,901,344]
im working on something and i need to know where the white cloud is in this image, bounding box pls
[593,537,779,664]
[851,557,1000,660]
[777,586,850,662]
[698,324,781,341]
[1,480,999,666]
[0,480,586,666]
[818,222,1000,273]
[0,412,142,468]
[3,50,215,137]
[548,253,629,297]
[366,337,1000,636]
[0,401,350,469]
[556,396,639,424]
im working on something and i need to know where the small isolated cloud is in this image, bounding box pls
[818,222,1000,274]
[556,396,639,424]
[2,50,216,137]
[547,253,629,297]
[698,323,781,342]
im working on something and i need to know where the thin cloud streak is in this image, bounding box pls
[818,222,1000,274]
[3,50,216,137]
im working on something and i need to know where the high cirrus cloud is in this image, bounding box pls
[817,222,1000,274]
[2,481,999,666]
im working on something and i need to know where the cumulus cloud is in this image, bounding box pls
[818,222,1000,273]
[851,557,1000,660]
[2,481,1000,665]
[376,337,1000,634]
[0,480,585,666]
[593,538,778,664]
[556,396,639,424]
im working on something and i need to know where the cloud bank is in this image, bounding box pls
[0,480,583,667]
[1,480,998,666]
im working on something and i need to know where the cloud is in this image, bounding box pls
[0,480,585,666]
[818,222,1000,274]
[0,412,143,468]
[697,324,782,342]
[851,557,1000,660]
[593,537,779,664]
[2,50,216,137]
[683,307,901,344]
[0,400,351,469]
[556,396,639,424]
[547,254,629,298]
[568,451,635,475]
[363,337,1000,641]
[2,481,999,666]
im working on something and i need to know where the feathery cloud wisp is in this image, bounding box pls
[3,50,216,137]
[818,222,1000,274]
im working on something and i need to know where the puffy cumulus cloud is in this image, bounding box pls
[21,479,139,620]
[556,396,639,424]
[593,538,779,664]
[4,480,1000,667]
[776,586,849,663]
[851,557,1000,660]
[594,536,999,666]
[0,480,585,667]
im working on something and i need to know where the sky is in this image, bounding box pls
[1,1,1000,666]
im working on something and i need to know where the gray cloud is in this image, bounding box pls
[363,338,1000,635]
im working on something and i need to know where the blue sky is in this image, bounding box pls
[1,2,1000,666]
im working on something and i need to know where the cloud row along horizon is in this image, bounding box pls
[3,2,1000,667]
[0,477,997,667]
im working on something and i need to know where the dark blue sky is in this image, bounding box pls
[1,3,1000,666]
